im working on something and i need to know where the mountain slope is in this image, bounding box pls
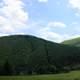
[62,37,80,47]
[0,35,80,75]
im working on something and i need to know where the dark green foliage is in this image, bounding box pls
[3,60,14,75]
[0,35,80,75]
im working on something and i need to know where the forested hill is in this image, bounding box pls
[0,35,80,75]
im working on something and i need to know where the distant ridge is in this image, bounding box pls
[62,37,80,47]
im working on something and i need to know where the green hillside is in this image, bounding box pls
[0,35,80,75]
[62,37,80,47]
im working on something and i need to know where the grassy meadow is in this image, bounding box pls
[0,71,80,80]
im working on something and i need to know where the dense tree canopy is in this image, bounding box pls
[0,35,80,75]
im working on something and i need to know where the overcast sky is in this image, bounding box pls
[0,0,80,43]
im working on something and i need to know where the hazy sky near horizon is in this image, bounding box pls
[0,0,80,43]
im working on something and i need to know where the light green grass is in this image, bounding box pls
[0,71,80,80]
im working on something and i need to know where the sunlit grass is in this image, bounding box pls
[0,71,80,80]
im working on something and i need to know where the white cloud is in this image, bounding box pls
[0,33,9,36]
[35,21,68,43]
[37,26,68,43]
[48,21,66,28]
[0,0,29,34]
[37,25,80,42]
[69,0,80,16]
[38,0,48,3]
[39,31,68,43]
[69,0,80,9]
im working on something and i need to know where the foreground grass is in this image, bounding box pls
[0,71,80,80]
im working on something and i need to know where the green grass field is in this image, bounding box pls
[0,71,80,80]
